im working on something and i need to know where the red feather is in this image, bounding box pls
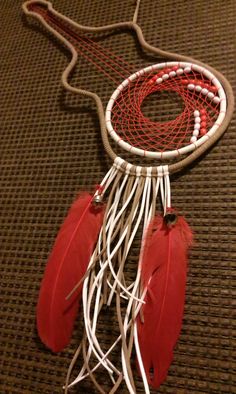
[37,193,104,352]
[137,214,193,388]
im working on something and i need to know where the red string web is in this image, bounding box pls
[29,3,221,154]
[109,67,220,153]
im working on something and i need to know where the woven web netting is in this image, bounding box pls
[28,2,221,155]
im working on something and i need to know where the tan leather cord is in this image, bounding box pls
[103,175,137,301]
[100,171,125,303]
[64,342,82,393]
[64,170,140,390]
[81,269,109,394]
[23,0,234,175]
[81,336,106,394]
[117,176,137,262]
[109,373,124,394]
[108,176,137,303]
[64,299,108,392]
[116,289,136,392]
[114,177,146,296]
[114,178,147,392]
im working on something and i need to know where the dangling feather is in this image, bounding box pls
[37,192,104,353]
[137,212,193,388]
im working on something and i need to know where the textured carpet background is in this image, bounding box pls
[0,1,235,393]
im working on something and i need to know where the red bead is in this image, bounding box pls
[201,121,207,128]
[211,86,218,92]
[200,109,206,115]
[201,115,207,121]
[173,66,178,71]
[181,79,188,85]
[200,128,207,135]
[148,77,156,84]
[159,71,164,77]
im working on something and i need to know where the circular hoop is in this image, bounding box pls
[106,61,227,159]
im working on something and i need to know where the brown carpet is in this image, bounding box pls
[0,1,235,393]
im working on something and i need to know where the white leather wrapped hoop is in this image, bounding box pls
[105,61,227,159]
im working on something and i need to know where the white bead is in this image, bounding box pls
[162,74,169,80]
[156,78,163,84]
[207,92,214,99]
[195,85,202,92]
[195,116,201,123]
[176,68,184,75]
[194,110,200,117]
[193,129,199,137]
[213,96,220,104]
[184,66,191,73]
[201,88,209,95]
[187,84,195,90]
[190,136,197,143]
[194,123,200,130]
[169,71,176,77]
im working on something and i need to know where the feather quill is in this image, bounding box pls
[137,213,193,388]
[37,192,104,352]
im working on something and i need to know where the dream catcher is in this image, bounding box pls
[23,1,234,393]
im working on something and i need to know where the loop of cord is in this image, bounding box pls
[22,0,234,175]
